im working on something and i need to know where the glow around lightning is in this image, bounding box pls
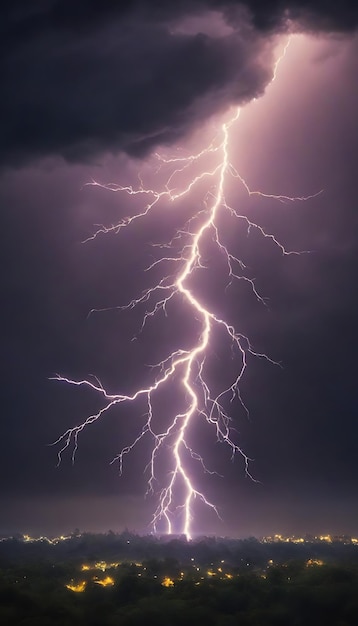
[53,41,321,539]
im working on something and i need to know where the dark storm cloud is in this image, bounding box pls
[7,1,357,33]
[1,5,273,167]
[1,0,357,167]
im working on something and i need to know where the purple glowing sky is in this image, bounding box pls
[1,2,358,537]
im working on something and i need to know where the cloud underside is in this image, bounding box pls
[1,0,358,167]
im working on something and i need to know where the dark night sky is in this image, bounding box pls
[1,0,358,538]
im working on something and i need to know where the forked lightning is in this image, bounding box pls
[52,41,321,539]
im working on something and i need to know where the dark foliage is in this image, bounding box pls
[1,533,358,625]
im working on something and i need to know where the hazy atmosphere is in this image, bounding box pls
[1,0,358,539]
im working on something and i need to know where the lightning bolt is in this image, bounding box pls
[52,39,321,539]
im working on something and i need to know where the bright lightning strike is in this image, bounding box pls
[52,40,321,539]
